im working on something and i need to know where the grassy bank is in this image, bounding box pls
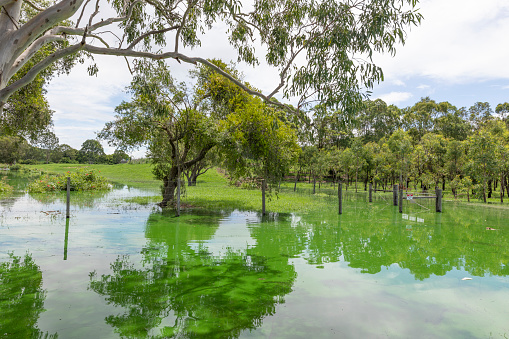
[22,164,509,213]
[25,163,159,189]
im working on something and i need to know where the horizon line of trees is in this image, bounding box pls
[0,136,130,165]
[292,97,509,203]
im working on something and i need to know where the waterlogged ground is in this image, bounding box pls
[1,175,509,338]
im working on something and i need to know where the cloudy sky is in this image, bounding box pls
[46,0,509,156]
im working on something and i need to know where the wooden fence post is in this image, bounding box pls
[64,218,69,260]
[338,181,343,215]
[176,178,181,217]
[66,177,70,218]
[369,183,372,202]
[393,184,398,206]
[262,179,266,215]
[399,188,403,213]
[436,188,442,212]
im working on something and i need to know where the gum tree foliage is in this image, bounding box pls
[100,61,299,207]
[0,0,422,119]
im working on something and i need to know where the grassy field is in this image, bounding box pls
[22,164,340,214]
[25,163,160,188]
[21,163,509,213]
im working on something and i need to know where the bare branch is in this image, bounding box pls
[0,43,84,104]
[81,45,296,114]
[87,0,100,28]
[174,0,195,53]
[127,25,180,50]
[23,0,45,11]
[75,0,91,28]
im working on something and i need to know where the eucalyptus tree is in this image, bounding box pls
[403,97,440,142]
[434,107,470,141]
[496,102,509,121]
[357,99,401,143]
[419,132,447,189]
[468,102,493,131]
[0,0,422,120]
[444,139,465,188]
[465,129,499,202]
[387,129,412,188]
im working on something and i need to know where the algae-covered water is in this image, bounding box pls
[1,174,509,338]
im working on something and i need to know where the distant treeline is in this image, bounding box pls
[0,137,130,165]
[291,97,509,203]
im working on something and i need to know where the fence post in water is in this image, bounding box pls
[369,183,372,202]
[338,181,343,215]
[436,188,442,212]
[64,218,69,260]
[176,178,181,217]
[66,177,70,218]
[393,184,398,206]
[262,179,266,215]
[399,187,403,213]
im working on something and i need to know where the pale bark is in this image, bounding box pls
[0,0,298,115]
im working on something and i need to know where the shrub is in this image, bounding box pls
[9,164,21,171]
[0,178,13,194]
[28,168,111,193]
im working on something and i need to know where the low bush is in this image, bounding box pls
[0,178,13,194]
[28,168,111,192]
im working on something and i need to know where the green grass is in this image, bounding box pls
[22,164,509,212]
[25,163,159,189]
[181,169,337,214]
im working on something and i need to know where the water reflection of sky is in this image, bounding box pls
[1,186,509,338]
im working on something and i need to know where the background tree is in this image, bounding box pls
[78,139,105,164]
[465,129,498,202]
[468,102,493,131]
[36,129,59,164]
[0,135,28,164]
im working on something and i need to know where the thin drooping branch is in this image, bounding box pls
[77,45,296,112]
[174,0,194,53]
[24,0,45,12]
[0,43,84,102]
[87,0,100,28]
[75,0,91,28]
[126,25,180,50]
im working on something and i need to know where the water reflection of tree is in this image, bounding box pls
[29,190,109,209]
[0,253,57,338]
[89,212,297,338]
[295,206,509,280]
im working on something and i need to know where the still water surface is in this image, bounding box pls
[1,175,509,338]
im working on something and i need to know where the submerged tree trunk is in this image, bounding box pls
[160,166,179,207]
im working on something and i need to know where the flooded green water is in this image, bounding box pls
[1,173,509,338]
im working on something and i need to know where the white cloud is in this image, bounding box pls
[392,79,406,86]
[417,84,430,90]
[373,0,509,83]
[377,92,413,105]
